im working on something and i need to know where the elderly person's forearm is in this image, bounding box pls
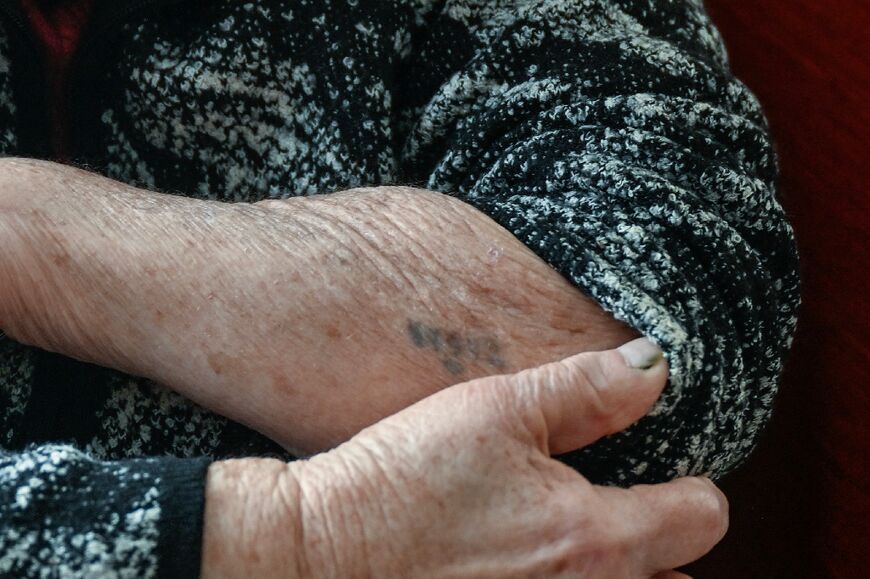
[0,157,638,454]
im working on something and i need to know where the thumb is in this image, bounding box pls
[506,337,669,455]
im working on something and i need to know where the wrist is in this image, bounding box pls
[201,456,375,578]
[201,459,314,578]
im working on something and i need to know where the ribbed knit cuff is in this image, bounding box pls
[150,456,213,578]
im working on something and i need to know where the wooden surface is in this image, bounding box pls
[684,2,869,577]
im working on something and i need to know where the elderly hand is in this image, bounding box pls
[0,158,637,455]
[202,338,726,578]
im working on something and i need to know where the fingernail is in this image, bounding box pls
[617,337,664,370]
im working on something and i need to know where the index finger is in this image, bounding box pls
[595,476,729,574]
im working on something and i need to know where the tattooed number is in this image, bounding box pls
[406,319,506,376]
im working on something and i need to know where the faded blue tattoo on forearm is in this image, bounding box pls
[407,319,506,376]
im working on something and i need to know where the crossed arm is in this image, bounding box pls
[0,160,739,576]
[0,157,639,454]
[0,0,803,573]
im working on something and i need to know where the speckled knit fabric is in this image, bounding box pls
[0,0,800,576]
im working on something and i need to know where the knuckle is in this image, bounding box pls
[598,508,641,561]
[542,494,634,576]
[564,500,613,547]
[565,356,621,427]
[461,375,519,421]
[463,374,509,404]
[492,373,552,446]
[561,525,630,577]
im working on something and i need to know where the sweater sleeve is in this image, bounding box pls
[0,444,210,578]
[395,0,800,486]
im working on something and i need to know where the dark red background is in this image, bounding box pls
[685,2,869,577]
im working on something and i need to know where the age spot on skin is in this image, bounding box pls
[325,323,341,339]
[207,352,225,376]
[406,319,506,375]
[51,252,71,268]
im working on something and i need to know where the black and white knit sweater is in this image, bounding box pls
[0,0,800,576]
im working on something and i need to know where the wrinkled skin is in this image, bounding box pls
[0,159,727,576]
[202,340,727,578]
[0,158,637,453]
